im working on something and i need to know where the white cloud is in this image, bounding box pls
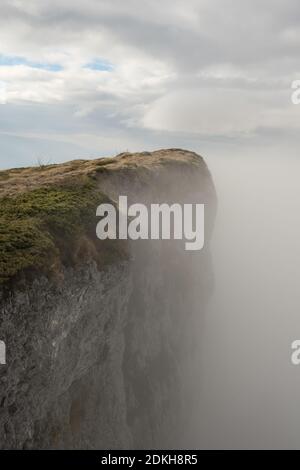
[0,0,300,167]
[143,87,300,136]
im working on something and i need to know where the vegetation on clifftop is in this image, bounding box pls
[0,149,209,286]
[0,176,126,285]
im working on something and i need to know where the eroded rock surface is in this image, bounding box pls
[0,149,216,449]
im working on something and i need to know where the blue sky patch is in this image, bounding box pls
[84,59,113,71]
[0,54,63,71]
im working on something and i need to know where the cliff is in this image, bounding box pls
[0,149,216,449]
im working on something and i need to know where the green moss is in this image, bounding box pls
[0,178,121,284]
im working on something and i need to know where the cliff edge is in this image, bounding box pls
[0,149,216,449]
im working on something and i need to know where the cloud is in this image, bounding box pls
[142,87,300,136]
[0,0,299,167]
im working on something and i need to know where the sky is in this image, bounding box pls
[0,0,300,168]
[2,1,300,448]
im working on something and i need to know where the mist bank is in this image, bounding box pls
[0,149,216,449]
[191,153,300,449]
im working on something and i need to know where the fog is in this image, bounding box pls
[189,154,300,449]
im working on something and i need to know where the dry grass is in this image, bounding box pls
[0,149,203,197]
[0,149,205,286]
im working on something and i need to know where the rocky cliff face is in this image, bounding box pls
[0,149,216,449]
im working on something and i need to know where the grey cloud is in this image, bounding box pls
[1,0,299,70]
[0,0,300,168]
